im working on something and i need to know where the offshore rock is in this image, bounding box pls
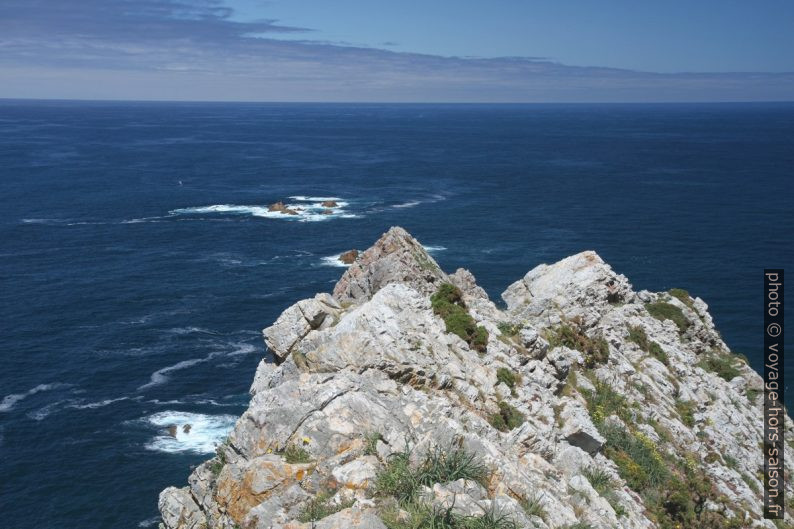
[338,249,359,264]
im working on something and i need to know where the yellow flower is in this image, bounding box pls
[267,448,273,454]
[302,437,311,445]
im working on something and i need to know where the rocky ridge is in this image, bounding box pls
[159,227,793,529]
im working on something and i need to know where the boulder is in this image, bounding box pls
[338,249,359,264]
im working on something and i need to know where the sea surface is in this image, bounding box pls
[0,100,792,528]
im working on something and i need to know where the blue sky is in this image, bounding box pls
[1,0,793,102]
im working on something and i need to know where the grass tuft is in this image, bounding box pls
[495,367,521,396]
[675,399,697,428]
[627,325,668,365]
[697,352,741,382]
[364,431,383,456]
[581,379,631,426]
[280,444,312,464]
[669,288,695,309]
[497,322,522,336]
[376,444,489,504]
[488,401,525,432]
[546,321,609,368]
[297,491,354,522]
[645,302,689,333]
[519,493,546,520]
[431,284,489,354]
[381,502,518,529]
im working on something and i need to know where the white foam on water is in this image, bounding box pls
[422,245,447,253]
[288,195,342,202]
[122,216,167,224]
[0,383,70,412]
[393,201,421,208]
[165,326,218,336]
[169,198,355,223]
[138,354,219,390]
[138,516,161,528]
[21,218,62,224]
[144,411,237,454]
[27,399,75,421]
[320,254,351,268]
[226,342,259,357]
[68,397,129,410]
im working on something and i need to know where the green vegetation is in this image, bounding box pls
[582,467,613,493]
[376,445,489,503]
[519,494,546,520]
[580,379,631,425]
[364,432,383,456]
[381,503,518,529]
[496,367,521,396]
[583,381,743,528]
[431,284,489,353]
[376,445,510,529]
[675,399,697,428]
[646,418,673,444]
[601,423,668,491]
[669,288,695,309]
[561,524,595,529]
[209,437,230,476]
[488,401,525,432]
[209,456,225,477]
[746,388,761,403]
[414,250,440,273]
[627,325,668,365]
[741,473,760,493]
[546,321,609,368]
[645,302,689,333]
[582,466,627,515]
[280,444,312,464]
[297,491,354,522]
[497,322,522,336]
[697,352,741,381]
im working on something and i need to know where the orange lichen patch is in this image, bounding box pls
[214,456,315,522]
[343,479,369,490]
[335,437,364,455]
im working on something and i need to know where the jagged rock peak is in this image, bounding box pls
[332,226,446,305]
[502,250,634,326]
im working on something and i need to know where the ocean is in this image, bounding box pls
[0,100,791,528]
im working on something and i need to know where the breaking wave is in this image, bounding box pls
[170,196,356,223]
[144,411,237,454]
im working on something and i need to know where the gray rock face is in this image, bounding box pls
[332,226,447,305]
[160,227,793,529]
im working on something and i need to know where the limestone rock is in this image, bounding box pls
[558,398,605,454]
[160,227,792,529]
[333,227,447,305]
[158,487,204,529]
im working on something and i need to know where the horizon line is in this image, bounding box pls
[3,97,794,106]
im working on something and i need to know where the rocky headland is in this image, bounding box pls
[159,227,792,529]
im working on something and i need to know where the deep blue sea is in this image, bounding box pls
[0,101,792,528]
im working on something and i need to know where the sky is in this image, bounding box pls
[1,0,793,102]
